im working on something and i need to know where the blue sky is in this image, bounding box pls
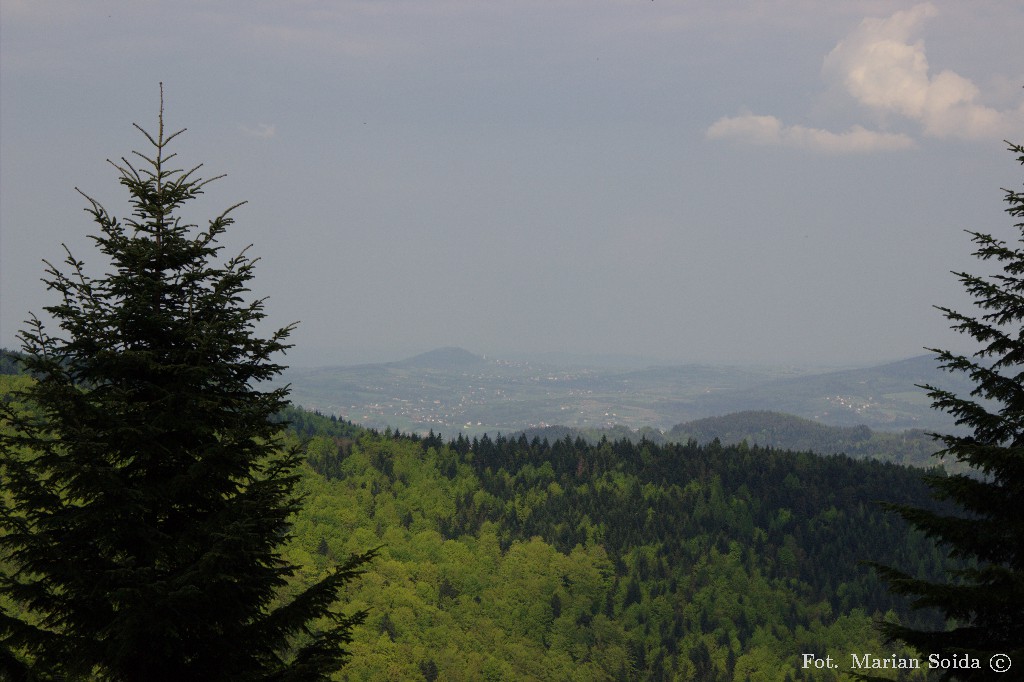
[2,1,1023,367]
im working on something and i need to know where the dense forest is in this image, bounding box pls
[284,405,954,680]
[522,411,944,471]
[2,356,958,680]
[665,412,953,473]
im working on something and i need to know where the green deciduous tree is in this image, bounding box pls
[875,142,1024,679]
[0,91,374,681]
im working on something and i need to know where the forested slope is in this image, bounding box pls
[523,410,943,470]
[1,366,955,680]
[282,410,952,680]
[666,411,941,468]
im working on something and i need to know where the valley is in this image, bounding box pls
[279,347,968,440]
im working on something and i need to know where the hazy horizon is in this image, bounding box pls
[3,2,1023,367]
[278,342,926,372]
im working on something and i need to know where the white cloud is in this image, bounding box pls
[823,2,1019,139]
[706,114,783,146]
[239,123,276,139]
[708,2,1024,152]
[785,123,915,153]
[706,115,914,153]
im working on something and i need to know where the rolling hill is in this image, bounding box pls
[279,349,967,438]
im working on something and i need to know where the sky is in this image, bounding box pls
[2,1,1023,368]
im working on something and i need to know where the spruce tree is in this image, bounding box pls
[0,91,373,681]
[875,143,1024,679]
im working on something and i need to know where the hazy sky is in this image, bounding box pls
[2,1,1023,367]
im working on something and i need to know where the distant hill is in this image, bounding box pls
[519,410,945,469]
[670,410,875,450]
[684,354,970,431]
[393,346,488,370]
[278,349,968,438]
[666,410,947,469]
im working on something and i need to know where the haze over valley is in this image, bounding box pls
[280,347,967,442]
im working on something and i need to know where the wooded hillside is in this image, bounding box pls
[286,407,950,680]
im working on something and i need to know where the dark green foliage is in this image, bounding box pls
[668,411,943,468]
[875,143,1024,680]
[522,410,949,470]
[452,432,951,631]
[275,405,361,441]
[0,350,24,376]
[418,658,439,682]
[0,96,373,681]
